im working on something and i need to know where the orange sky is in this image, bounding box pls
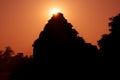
[0,0,120,55]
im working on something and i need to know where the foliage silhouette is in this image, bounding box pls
[0,47,32,80]
[98,13,120,64]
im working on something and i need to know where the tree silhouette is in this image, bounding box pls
[0,46,32,80]
[33,13,99,66]
[8,54,33,80]
[98,13,120,64]
[2,46,14,64]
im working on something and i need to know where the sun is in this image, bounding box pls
[50,8,60,15]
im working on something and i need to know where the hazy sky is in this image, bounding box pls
[0,0,120,55]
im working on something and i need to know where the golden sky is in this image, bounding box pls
[0,0,120,55]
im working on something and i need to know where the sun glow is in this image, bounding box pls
[50,8,60,15]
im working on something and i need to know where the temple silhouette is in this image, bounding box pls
[33,13,99,66]
[8,13,101,80]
